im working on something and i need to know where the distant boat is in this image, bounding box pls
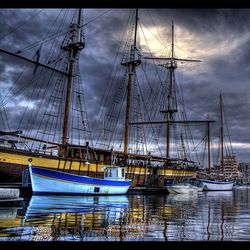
[200,179,234,191]
[199,94,236,191]
[166,182,202,194]
[29,164,131,195]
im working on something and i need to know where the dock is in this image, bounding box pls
[0,183,32,197]
[0,187,24,207]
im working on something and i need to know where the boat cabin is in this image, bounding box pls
[104,166,126,181]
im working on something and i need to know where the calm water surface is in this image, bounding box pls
[0,187,250,241]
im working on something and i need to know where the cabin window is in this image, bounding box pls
[122,168,125,177]
[104,168,111,177]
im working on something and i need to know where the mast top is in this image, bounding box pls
[61,9,85,56]
[144,21,201,64]
[121,9,141,67]
[171,20,174,59]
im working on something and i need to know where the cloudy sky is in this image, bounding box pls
[0,8,250,164]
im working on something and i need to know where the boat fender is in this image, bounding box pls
[28,158,32,162]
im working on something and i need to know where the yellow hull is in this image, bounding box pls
[0,147,197,187]
[0,150,103,172]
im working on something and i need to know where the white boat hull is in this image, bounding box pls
[200,179,234,191]
[166,184,200,194]
[29,166,131,195]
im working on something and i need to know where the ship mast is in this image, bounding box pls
[207,119,211,175]
[220,93,224,177]
[121,9,141,156]
[60,9,85,157]
[165,21,177,160]
[145,21,201,159]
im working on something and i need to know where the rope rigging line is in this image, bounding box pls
[27,67,63,147]
[16,50,67,151]
[104,72,128,149]
[12,9,67,57]
[146,9,168,47]
[39,69,65,144]
[0,9,44,41]
[74,57,93,147]
[81,9,113,28]
[130,73,149,155]
[43,9,69,65]
[13,10,111,57]
[139,20,166,91]
[94,65,127,148]
[138,21,169,132]
[139,15,169,53]
[93,10,136,149]
[0,95,10,131]
[0,10,84,152]
[91,13,132,141]
[222,99,234,155]
[0,10,71,112]
[172,68,193,161]
[0,69,45,110]
[134,73,164,157]
[31,9,88,149]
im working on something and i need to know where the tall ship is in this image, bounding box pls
[0,9,211,189]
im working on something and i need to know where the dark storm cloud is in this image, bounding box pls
[80,10,130,89]
[153,8,250,163]
[0,9,52,51]
[154,9,250,36]
[1,8,250,162]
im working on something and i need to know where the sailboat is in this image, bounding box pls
[199,94,235,191]
[0,9,209,190]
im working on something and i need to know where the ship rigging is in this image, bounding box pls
[0,9,212,189]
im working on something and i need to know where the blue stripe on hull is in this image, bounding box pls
[31,166,131,187]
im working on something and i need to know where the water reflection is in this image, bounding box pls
[1,188,250,241]
[204,191,234,241]
[0,208,18,219]
[23,195,129,241]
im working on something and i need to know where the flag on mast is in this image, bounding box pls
[33,44,42,75]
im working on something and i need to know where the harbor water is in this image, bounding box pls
[0,186,250,242]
